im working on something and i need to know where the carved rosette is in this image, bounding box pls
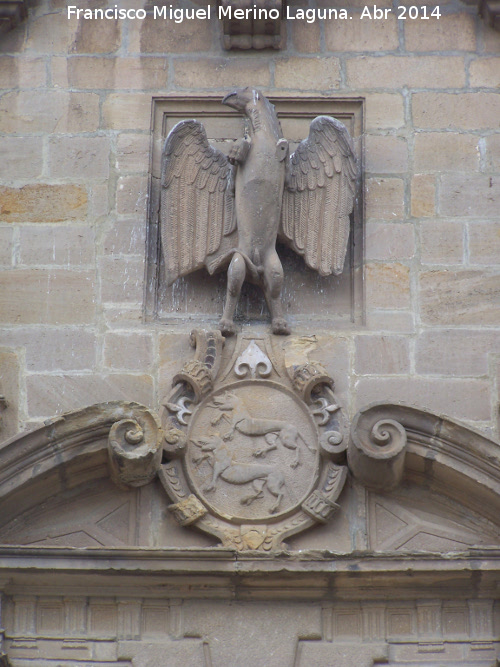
[159,333,349,550]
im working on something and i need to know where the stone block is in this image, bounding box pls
[365,94,405,131]
[173,58,271,89]
[415,330,500,376]
[0,91,100,133]
[71,18,121,53]
[0,327,97,372]
[469,57,500,88]
[128,14,213,53]
[414,133,480,172]
[355,335,410,375]
[26,12,77,53]
[104,333,154,371]
[0,136,43,180]
[411,174,435,217]
[364,311,415,333]
[102,93,152,130]
[103,305,145,329]
[346,56,465,89]
[419,221,464,265]
[89,182,110,219]
[0,269,95,325]
[485,134,500,171]
[469,221,500,265]
[26,373,154,419]
[99,257,145,303]
[290,14,320,53]
[420,270,500,325]
[18,225,95,265]
[0,227,13,265]
[440,175,500,217]
[365,263,410,309]
[275,57,340,90]
[67,56,169,90]
[0,346,20,442]
[405,13,476,52]
[0,56,46,88]
[354,377,492,422]
[48,136,110,178]
[365,135,408,174]
[482,20,500,52]
[365,222,415,261]
[116,175,148,216]
[325,14,398,51]
[103,219,147,256]
[116,134,150,173]
[412,92,500,130]
[365,178,405,221]
[0,184,87,223]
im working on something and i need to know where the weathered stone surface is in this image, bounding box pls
[0,327,97,372]
[485,133,500,171]
[412,92,500,129]
[173,58,271,89]
[25,12,77,52]
[67,56,169,90]
[365,135,408,174]
[440,174,500,217]
[99,257,145,303]
[27,374,154,418]
[365,223,415,261]
[419,221,464,264]
[290,13,320,53]
[0,269,95,325]
[102,93,152,130]
[365,178,405,221]
[346,56,465,89]
[19,225,95,265]
[416,330,500,376]
[0,55,45,88]
[411,174,435,217]
[365,263,410,309]
[103,219,146,256]
[128,14,213,53]
[71,17,121,53]
[355,335,410,375]
[104,333,154,371]
[405,13,476,51]
[116,175,148,216]
[0,91,100,132]
[0,136,43,179]
[469,221,500,264]
[365,93,405,130]
[325,14,398,51]
[0,184,87,223]
[275,57,341,90]
[116,134,150,173]
[469,56,500,87]
[0,227,13,265]
[414,133,480,171]
[420,270,500,325]
[48,136,110,178]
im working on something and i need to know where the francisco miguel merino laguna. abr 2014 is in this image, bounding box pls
[67,4,350,22]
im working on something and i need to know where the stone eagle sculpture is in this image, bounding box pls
[160,88,357,336]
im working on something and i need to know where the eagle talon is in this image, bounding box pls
[272,318,291,336]
[219,318,238,337]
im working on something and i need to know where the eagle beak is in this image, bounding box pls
[222,91,240,110]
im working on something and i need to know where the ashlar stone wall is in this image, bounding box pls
[0,0,499,442]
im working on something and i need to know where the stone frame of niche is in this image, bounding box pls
[145,96,364,329]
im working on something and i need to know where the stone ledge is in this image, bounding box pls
[0,546,498,600]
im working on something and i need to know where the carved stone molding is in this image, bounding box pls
[0,0,26,33]
[348,402,500,523]
[218,0,284,50]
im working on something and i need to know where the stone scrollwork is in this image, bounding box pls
[108,410,163,489]
[348,405,408,492]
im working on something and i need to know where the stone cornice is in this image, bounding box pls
[0,546,499,599]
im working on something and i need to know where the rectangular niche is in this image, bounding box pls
[145,95,364,329]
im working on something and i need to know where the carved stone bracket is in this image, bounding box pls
[219,0,284,50]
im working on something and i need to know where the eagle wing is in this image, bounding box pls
[280,116,357,276]
[160,119,235,285]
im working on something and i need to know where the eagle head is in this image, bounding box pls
[222,88,261,112]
